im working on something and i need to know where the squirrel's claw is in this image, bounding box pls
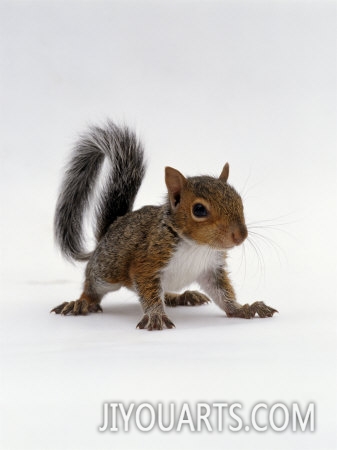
[50,299,103,316]
[50,302,69,314]
[136,313,175,331]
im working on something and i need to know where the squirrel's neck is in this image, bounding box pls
[161,202,183,239]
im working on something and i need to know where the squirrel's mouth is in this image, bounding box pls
[211,239,236,250]
[215,232,247,250]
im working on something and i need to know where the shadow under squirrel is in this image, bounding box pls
[51,120,277,330]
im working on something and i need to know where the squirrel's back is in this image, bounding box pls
[54,120,146,262]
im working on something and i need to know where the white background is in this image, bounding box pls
[0,1,336,449]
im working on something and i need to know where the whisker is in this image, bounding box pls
[248,224,296,241]
[236,240,247,284]
[248,230,287,266]
[246,236,266,285]
[240,166,253,200]
[241,210,296,287]
[246,211,299,228]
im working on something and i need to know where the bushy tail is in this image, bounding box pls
[54,120,146,262]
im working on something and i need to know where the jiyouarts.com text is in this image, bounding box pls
[98,401,315,433]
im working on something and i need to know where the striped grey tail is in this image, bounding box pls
[54,120,146,262]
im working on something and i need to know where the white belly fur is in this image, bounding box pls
[160,238,225,293]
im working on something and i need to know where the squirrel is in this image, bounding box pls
[51,120,278,330]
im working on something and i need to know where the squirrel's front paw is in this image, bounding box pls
[227,301,278,319]
[136,313,175,331]
[250,301,278,318]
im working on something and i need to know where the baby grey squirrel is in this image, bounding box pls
[51,120,277,330]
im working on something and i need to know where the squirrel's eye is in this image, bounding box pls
[193,203,208,218]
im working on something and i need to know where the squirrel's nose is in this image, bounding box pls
[231,225,248,245]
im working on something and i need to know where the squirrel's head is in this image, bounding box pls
[165,163,248,250]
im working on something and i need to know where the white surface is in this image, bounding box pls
[0,1,336,449]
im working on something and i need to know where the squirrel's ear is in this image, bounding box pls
[219,163,230,182]
[165,166,187,209]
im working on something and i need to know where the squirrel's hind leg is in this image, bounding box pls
[50,279,121,316]
[165,291,211,307]
[50,288,102,316]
